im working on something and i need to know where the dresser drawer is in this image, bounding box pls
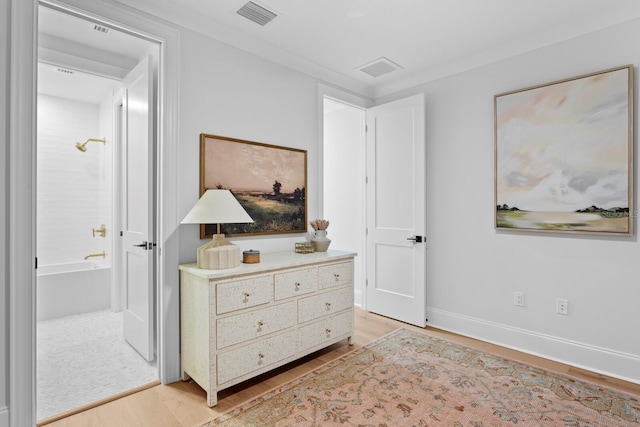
[318,261,353,289]
[217,331,297,385]
[298,311,353,353]
[297,287,354,324]
[274,267,317,300]
[216,302,296,349]
[215,275,273,314]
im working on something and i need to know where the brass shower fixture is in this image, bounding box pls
[92,224,106,238]
[84,251,105,260]
[75,137,106,152]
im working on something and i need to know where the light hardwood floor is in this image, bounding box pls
[40,307,640,427]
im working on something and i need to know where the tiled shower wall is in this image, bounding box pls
[37,94,113,266]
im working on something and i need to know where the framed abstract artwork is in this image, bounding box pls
[199,134,307,238]
[495,65,634,235]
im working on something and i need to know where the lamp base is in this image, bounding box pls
[196,234,241,269]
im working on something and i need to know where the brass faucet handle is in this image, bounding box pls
[92,224,106,238]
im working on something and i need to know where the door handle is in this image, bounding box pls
[133,241,149,249]
[406,236,425,243]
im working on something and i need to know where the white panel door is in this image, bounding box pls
[365,94,426,327]
[122,55,155,361]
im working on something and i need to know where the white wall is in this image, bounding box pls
[177,29,321,260]
[0,0,8,422]
[37,94,112,266]
[377,18,640,383]
[4,2,640,424]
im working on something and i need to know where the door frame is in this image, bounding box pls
[8,1,180,425]
[112,86,126,312]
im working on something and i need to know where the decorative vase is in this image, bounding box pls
[311,230,331,252]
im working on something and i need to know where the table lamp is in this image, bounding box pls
[181,189,254,269]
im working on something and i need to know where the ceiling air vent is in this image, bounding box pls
[92,24,112,35]
[56,67,75,75]
[237,1,277,26]
[357,57,403,78]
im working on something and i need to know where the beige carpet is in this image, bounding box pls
[204,328,640,426]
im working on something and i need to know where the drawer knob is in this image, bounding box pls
[334,273,340,281]
[325,302,331,310]
[258,352,265,364]
[243,292,251,303]
[294,282,301,291]
[257,321,264,331]
[325,328,332,335]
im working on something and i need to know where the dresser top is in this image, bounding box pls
[179,249,356,280]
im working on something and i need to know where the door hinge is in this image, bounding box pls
[365,279,368,287]
[35,257,38,269]
[120,231,123,237]
[366,228,368,235]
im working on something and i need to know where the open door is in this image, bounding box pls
[121,55,155,361]
[365,93,427,327]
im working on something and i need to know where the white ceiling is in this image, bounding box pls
[115,0,640,98]
[38,5,155,104]
[37,61,122,104]
[39,1,640,101]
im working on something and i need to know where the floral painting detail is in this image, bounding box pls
[204,328,640,426]
[495,65,633,235]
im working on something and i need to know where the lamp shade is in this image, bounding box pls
[180,189,254,225]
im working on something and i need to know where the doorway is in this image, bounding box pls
[322,97,366,305]
[321,90,427,326]
[36,3,159,421]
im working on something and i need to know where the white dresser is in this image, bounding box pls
[179,250,356,406]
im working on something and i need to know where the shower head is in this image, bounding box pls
[75,137,106,152]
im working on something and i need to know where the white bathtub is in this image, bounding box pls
[37,261,111,321]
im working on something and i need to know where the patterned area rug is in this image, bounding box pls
[204,328,640,426]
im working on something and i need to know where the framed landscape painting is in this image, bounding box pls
[200,134,307,237]
[495,65,634,235]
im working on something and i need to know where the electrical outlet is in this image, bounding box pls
[514,292,525,307]
[557,299,568,315]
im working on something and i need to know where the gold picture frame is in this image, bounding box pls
[200,134,307,238]
[495,65,634,235]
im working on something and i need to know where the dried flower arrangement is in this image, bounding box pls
[310,219,330,231]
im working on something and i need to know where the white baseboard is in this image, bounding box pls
[0,406,8,427]
[354,290,362,307]
[427,307,640,385]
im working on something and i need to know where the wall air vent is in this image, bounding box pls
[237,1,277,26]
[357,57,403,78]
